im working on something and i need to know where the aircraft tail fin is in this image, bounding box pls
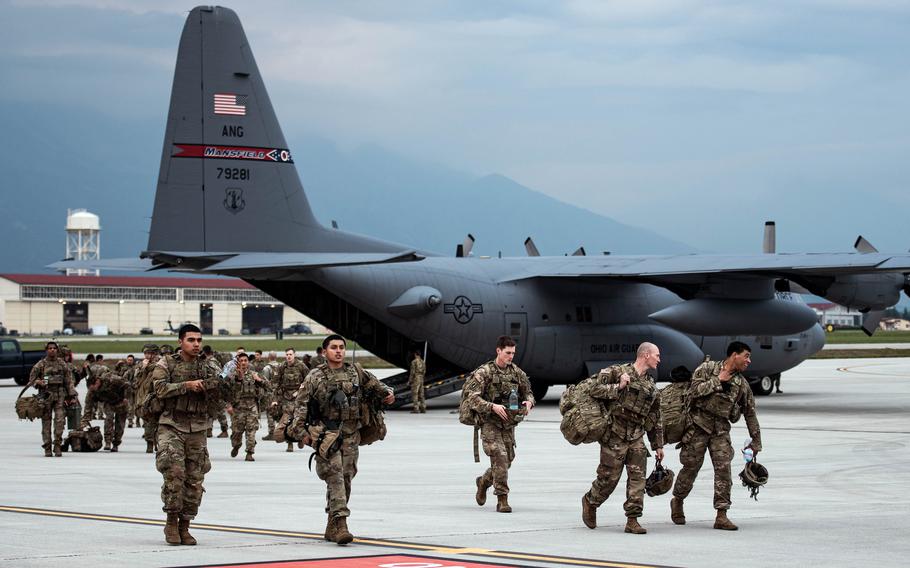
[148,6,399,257]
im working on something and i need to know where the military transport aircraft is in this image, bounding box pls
[55,6,910,404]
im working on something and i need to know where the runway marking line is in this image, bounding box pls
[0,505,674,568]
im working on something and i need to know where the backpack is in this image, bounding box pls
[15,387,45,421]
[354,364,387,446]
[559,375,610,445]
[137,356,177,420]
[62,426,103,452]
[659,382,691,445]
[458,369,484,427]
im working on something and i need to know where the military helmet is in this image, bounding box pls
[739,461,769,500]
[143,343,160,354]
[645,461,675,497]
[160,344,174,355]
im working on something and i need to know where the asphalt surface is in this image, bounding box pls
[1,359,908,567]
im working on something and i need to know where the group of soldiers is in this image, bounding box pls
[24,330,762,547]
[467,337,762,534]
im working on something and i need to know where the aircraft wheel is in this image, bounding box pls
[531,382,549,402]
[752,375,774,396]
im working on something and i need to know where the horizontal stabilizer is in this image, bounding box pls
[198,250,423,276]
[48,258,154,272]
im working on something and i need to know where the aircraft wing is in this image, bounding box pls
[497,252,910,311]
[195,250,423,278]
[48,258,155,271]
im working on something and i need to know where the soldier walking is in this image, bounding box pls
[271,347,309,452]
[81,371,130,452]
[227,352,270,461]
[260,352,280,439]
[671,341,763,531]
[136,344,161,453]
[408,349,426,413]
[151,324,229,545]
[464,336,535,513]
[27,342,77,456]
[581,342,664,534]
[291,334,395,545]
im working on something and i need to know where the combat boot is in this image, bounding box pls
[146,440,154,454]
[104,441,112,451]
[231,445,241,458]
[164,513,181,545]
[714,510,738,531]
[217,430,229,438]
[323,515,336,541]
[496,494,512,513]
[44,446,52,457]
[178,517,197,545]
[262,433,274,441]
[206,428,213,438]
[333,517,353,545]
[245,452,255,462]
[582,493,597,529]
[53,443,62,457]
[475,476,490,506]
[670,497,686,525]
[624,517,647,534]
[286,442,294,453]
[128,420,134,428]
[111,444,119,453]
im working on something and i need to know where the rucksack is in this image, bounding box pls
[559,375,610,445]
[354,363,387,446]
[62,426,103,452]
[458,369,485,427]
[659,382,691,445]
[15,387,45,421]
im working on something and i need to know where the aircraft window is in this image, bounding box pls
[757,335,772,350]
[510,322,522,336]
[576,306,593,323]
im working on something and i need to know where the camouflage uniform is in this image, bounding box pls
[152,354,227,520]
[292,363,392,520]
[136,352,161,451]
[260,360,280,437]
[211,352,233,436]
[28,356,77,455]
[673,361,762,511]
[312,354,327,367]
[229,368,270,458]
[274,359,309,450]
[408,354,426,413]
[585,364,663,519]
[464,361,534,498]
[122,362,139,427]
[81,374,130,450]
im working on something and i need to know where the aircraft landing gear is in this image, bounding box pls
[751,375,775,396]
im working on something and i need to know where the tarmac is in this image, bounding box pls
[1,358,909,568]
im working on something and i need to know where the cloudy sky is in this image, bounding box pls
[2,0,908,253]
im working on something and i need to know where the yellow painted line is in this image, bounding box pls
[0,505,670,568]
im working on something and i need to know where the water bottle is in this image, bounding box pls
[508,388,519,411]
[743,437,753,463]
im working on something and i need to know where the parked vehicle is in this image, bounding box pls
[0,338,46,386]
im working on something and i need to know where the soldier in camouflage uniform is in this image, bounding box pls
[81,371,130,451]
[121,355,139,428]
[136,344,161,453]
[291,334,395,545]
[408,350,426,414]
[27,342,78,456]
[271,347,309,452]
[464,336,535,513]
[581,342,664,534]
[259,352,280,439]
[312,346,327,367]
[227,352,270,461]
[151,324,229,546]
[200,346,231,438]
[671,341,763,531]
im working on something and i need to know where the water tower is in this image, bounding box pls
[65,209,101,276]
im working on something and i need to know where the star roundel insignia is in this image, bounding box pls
[443,295,483,324]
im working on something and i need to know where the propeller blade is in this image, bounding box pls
[861,310,884,337]
[572,246,586,256]
[763,221,776,254]
[854,235,878,253]
[463,234,475,257]
[455,244,464,258]
[524,237,540,257]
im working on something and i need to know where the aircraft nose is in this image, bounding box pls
[808,323,826,354]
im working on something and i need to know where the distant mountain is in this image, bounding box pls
[0,103,693,273]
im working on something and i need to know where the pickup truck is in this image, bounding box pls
[0,338,46,386]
